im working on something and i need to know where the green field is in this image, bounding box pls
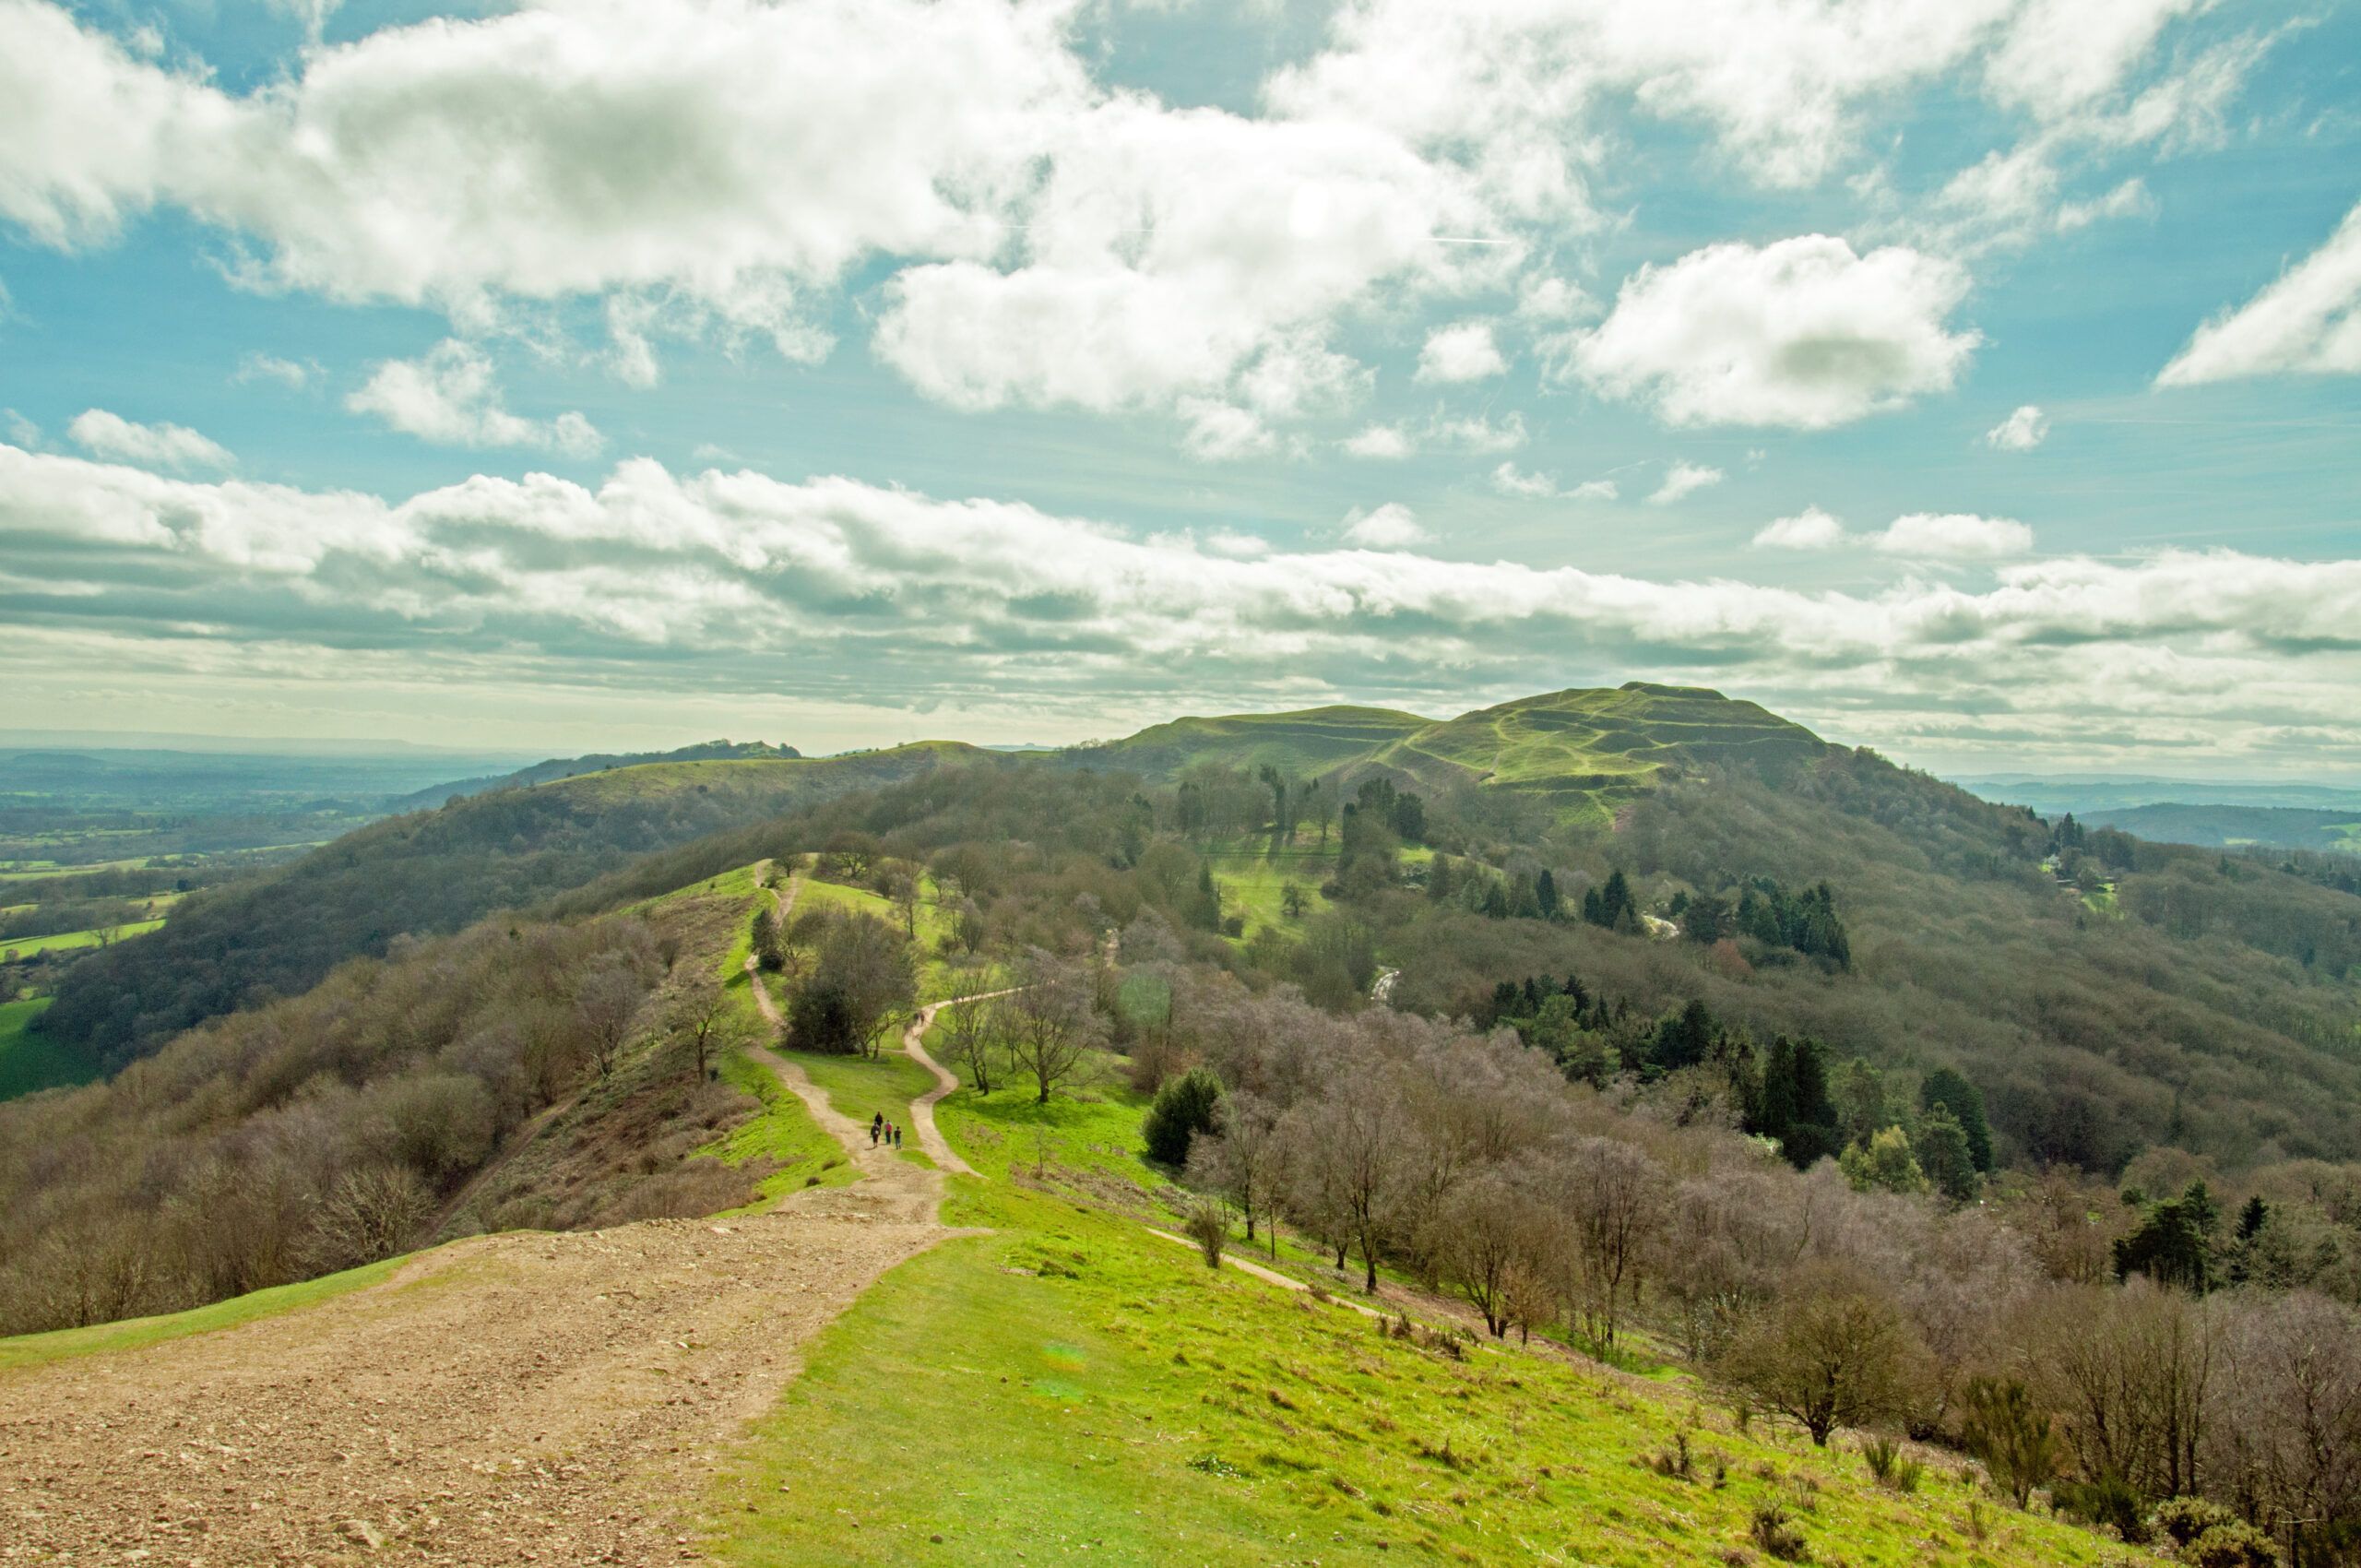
[0,997,99,1100]
[707,1080,2109,1568]
[703,1046,858,1203]
[0,918,166,959]
[1203,837,1337,939]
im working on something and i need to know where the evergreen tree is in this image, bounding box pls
[1912,1104,1979,1202]
[1535,867,1559,920]
[1918,1067,1994,1172]
[1143,1065,1223,1166]
[1652,999,1714,1074]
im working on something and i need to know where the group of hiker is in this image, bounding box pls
[869,1111,902,1150]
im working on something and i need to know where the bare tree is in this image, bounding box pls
[2024,1277,2217,1501]
[2206,1290,2361,1562]
[1717,1263,1921,1445]
[1553,1135,1663,1355]
[998,950,1105,1104]
[934,992,1001,1095]
[1432,1163,1547,1337]
[573,958,645,1078]
[667,971,737,1078]
[1185,1090,1287,1256]
[308,1164,434,1272]
[1295,1068,1412,1294]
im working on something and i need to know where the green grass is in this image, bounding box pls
[0,1246,476,1372]
[1204,838,1336,939]
[703,1047,856,1203]
[0,997,99,1100]
[779,1045,937,1147]
[706,1175,2107,1568]
[1087,706,1430,780]
[0,918,166,958]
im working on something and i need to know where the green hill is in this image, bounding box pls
[388,738,806,810]
[1074,706,1430,778]
[34,743,986,1071]
[1075,683,1828,829]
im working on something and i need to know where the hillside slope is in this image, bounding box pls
[388,738,806,811]
[35,743,983,1069]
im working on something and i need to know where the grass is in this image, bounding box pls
[0,918,166,958]
[703,1046,857,1203]
[780,1045,938,1151]
[1204,836,1337,939]
[0,996,99,1100]
[0,1245,479,1372]
[706,1173,2109,1568]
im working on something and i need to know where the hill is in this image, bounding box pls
[32,743,984,1072]
[1074,683,1831,828]
[2075,802,2361,855]
[1073,704,1430,778]
[389,738,805,810]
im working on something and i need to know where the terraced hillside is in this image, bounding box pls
[1077,683,1828,828]
[1074,705,1428,778]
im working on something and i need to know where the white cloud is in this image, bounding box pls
[2055,176,2153,232]
[1342,424,1412,459]
[4,410,39,449]
[1563,236,1980,428]
[1429,411,1527,453]
[346,340,604,456]
[1646,460,1724,505]
[232,352,313,391]
[6,443,2361,766]
[1492,462,1615,501]
[1340,502,1431,549]
[65,409,233,471]
[1753,506,1847,549]
[2157,200,2361,386]
[1515,276,1594,322]
[1416,321,1507,383]
[1985,404,2049,450]
[1178,399,1276,462]
[1875,512,2035,559]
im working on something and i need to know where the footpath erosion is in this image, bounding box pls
[0,867,979,1568]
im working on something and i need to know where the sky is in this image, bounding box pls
[0,0,2357,778]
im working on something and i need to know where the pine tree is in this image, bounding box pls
[1918,1067,1993,1172]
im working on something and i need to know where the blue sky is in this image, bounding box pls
[1,0,2357,776]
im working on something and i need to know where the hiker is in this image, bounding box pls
[870,1111,883,1146]
[893,1123,903,1149]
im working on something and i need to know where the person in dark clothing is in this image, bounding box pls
[870,1112,883,1146]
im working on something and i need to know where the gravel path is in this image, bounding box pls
[0,860,964,1568]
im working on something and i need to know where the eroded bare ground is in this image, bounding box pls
[0,1196,941,1567]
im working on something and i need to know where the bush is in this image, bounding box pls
[1182,1198,1228,1269]
[1749,1503,1809,1562]
[2055,1474,2148,1542]
[1960,1376,2060,1508]
[1143,1065,1222,1167]
[2183,1524,2281,1568]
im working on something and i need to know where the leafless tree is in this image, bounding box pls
[1185,1090,1287,1256]
[1293,1067,1413,1293]
[1432,1162,1548,1337]
[998,949,1105,1103]
[1552,1134,1664,1355]
[573,958,645,1078]
[935,992,1001,1095]
[1717,1262,1922,1446]
[2205,1289,2361,1562]
[667,971,737,1078]
[2023,1277,2218,1501]
[308,1164,434,1272]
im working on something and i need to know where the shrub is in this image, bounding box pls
[1860,1434,1900,1483]
[2055,1474,2148,1542]
[1749,1503,1809,1562]
[2183,1524,2281,1568]
[1143,1065,1223,1167]
[1182,1197,1228,1269]
[1960,1375,2059,1509]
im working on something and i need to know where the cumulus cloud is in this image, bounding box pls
[1416,321,1507,383]
[1985,404,2049,450]
[1178,400,1276,462]
[2157,200,2361,386]
[1646,460,1724,505]
[1562,236,1980,428]
[1875,512,2035,559]
[1340,502,1432,549]
[65,409,233,471]
[347,341,604,456]
[1429,411,1527,453]
[4,442,2356,765]
[1342,424,1412,459]
[1753,506,1847,549]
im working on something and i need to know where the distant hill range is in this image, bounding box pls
[1960,775,2361,855]
[391,739,803,810]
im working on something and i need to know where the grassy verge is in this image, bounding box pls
[705,1172,2106,1568]
[0,1245,476,1373]
[0,996,97,1100]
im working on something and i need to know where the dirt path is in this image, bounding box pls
[1143,1229,1387,1318]
[900,992,1012,1180]
[0,858,957,1568]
